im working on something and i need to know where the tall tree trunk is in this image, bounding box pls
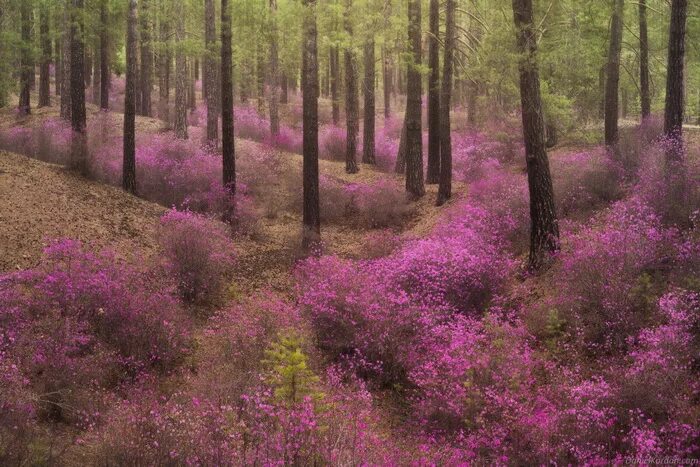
[92,37,101,105]
[140,0,153,116]
[604,0,624,148]
[221,0,236,197]
[55,38,61,97]
[426,0,440,184]
[100,0,110,110]
[188,60,196,111]
[70,0,88,175]
[362,38,375,164]
[60,4,72,120]
[174,4,188,139]
[158,13,170,121]
[394,118,406,173]
[124,0,138,193]
[344,0,359,174]
[639,0,650,119]
[302,0,320,251]
[436,0,455,206]
[281,73,288,103]
[382,47,391,118]
[663,0,688,166]
[405,0,424,199]
[330,46,340,125]
[269,0,280,136]
[19,0,32,115]
[205,0,219,144]
[0,6,6,107]
[512,0,559,271]
[256,46,265,115]
[39,6,52,107]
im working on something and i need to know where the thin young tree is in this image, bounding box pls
[330,45,340,125]
[18,0,32,115]
[124,0,138,193]
[221,0,236,197]
[174,2,188,139]
[436,0,455,206]
[663,0,688,166]
[344,0,359,174]
[39,5,52,108]
[639,0,650,120]
[512,0,559,270]
[604,0,624,149]
[70,0,88,174]
[426,0,440,184]
[269,0,280,137]
[99,0,110,110]
[60,2,72,120]
[405,0,424,199]
[362,37,375,164]
[204,0,219,145]
[302,0,321,251]
[140,0,153,116]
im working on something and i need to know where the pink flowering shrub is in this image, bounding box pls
[235,105,269,142]
[158,210,236,308]
[319,125,346,161]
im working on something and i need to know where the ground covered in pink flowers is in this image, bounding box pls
[1,90,699,464]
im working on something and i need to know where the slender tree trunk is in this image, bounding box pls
[188,61,196,111]
[100,0,110,110]
[382,47,391,119]
[269,0,280,136]
[92,37,101,104]
[639,0,650,119]
[124,0,138,193]
[70,0,88,175]
[344,0,359,174]
[19,1,32,115]
[39,7,52,107]
[604,0,624,148]
[663,0,688,165]
[512,0,559,271]
[55,38,61,97]
[436,0,455,206]
[60,4,72,120]
[426,0,440,184]
[395,118,406,173]
[256,46,265,115]
[281,73,288,103]
[205,0,219,145]
[174,5,188,139]
[362,38,375,164]
[221,0,236,196]
[140,0,153,116]
[0,7,6,107]
[330,46,340,125]
[302,0,320,251]
[158,13,170,121]
[405,0,424,199]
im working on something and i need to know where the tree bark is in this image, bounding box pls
[256,46,265,115]
[205,0,219,145]
[92,37,101,105]
[436,0,455,206]
[405,0,424,199]
[124,0,138,193]
[158,12,170,121]
[100,0,110,110]
[639,0,650,119]
[281,73,288,103]
[330,46,340,125]
[140,0,153,116]
[60,4,72,120]
[663,0,687,165]
[362,38,375,164]
[604,0,624,148]
[344,0,359,174]
[382,47,391,119]
[269,0,280,136]
[302,0,321,251]
[70,0,88,175]
[188,60,196,111]
[39,6,52,108]
[19,0,32,115]
[426,0,440,184]
[221,0,236,195]
[394,118,406,173]
[512,0,559,271]
[174,4,188,139]
[55,37,61,98]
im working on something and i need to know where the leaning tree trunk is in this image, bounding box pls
[362,38,375,164]
[405,0,424,199]
[39,6,52,108]
[330,45,340,125]
[604,0,624,149]
[344,0,359,174]
[436,0,455,206]
[204,0,219,145]
[100,0,110,110]
[512,0,559,271]
[302,0,321,251]
[425,0,440,184]
[19,1,32,115]
[124,0,138,193]
[70,0,88,175]
[140,0,153,116]
[663,0,688,166]
[174,5,188,139]
[269,0,280,137]
[639,0,650,120]
[221,0,236,198]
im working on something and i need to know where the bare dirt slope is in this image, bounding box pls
[0,150,165,272]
